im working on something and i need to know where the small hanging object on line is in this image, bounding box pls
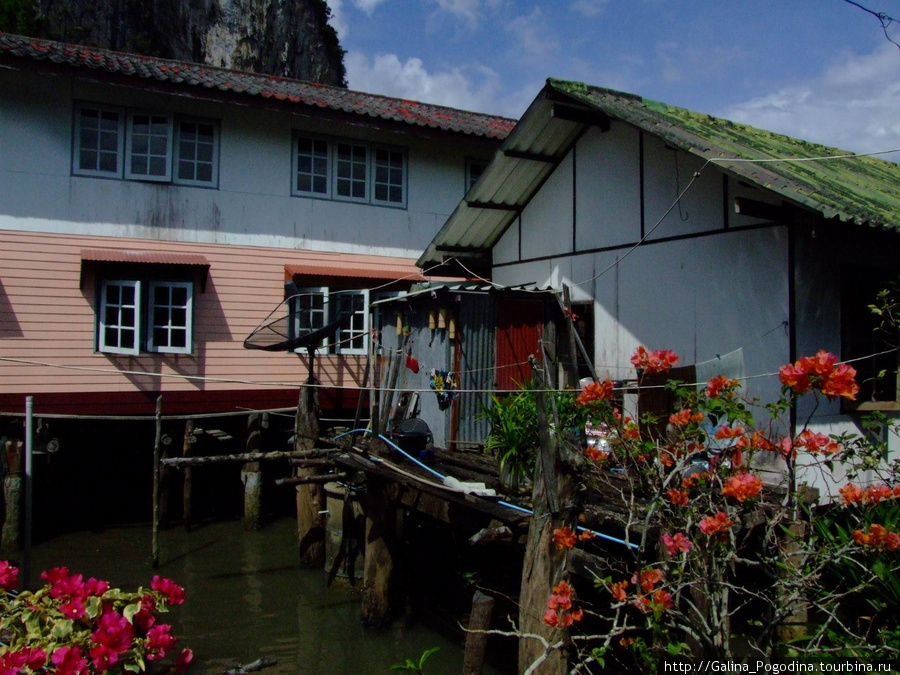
[406,350,420,374]
[429,368,458,411]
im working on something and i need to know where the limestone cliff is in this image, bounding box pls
[3,0,346,85]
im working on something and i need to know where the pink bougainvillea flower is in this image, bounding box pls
[722,473,764,502]
[699,512,733,538]
[662,532,692,556]
[576,379,614,405]
[542,608,560,627]
[0,647,47,675]
[59,598,87,620]
[552,526,577,551]
[146,624,178,661]
[133,594,158,631]
[52,645,88,675]
[90,608,135,672]
[151,576,186,606]
[175,649,193,674]
[0,561,18,591]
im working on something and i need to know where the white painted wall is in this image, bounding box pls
[0,69,490,259]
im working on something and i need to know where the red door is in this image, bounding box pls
[495,299,543,391]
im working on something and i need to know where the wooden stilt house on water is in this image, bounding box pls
[0,31,514,535]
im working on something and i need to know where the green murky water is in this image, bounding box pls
[21,518,507,674]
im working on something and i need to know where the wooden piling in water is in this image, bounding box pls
[1,440,22,551]
[242,413,263,531]
[151,396,162,569]
[361,473,398,628]
[182,420,194,532]
[463,590,495,675]
[295,380,325,566]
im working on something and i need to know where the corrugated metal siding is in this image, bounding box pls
[456,295,494,445]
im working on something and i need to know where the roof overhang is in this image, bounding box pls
[80,249,210,289]
[417,85,600,270]
[284,261,426,283]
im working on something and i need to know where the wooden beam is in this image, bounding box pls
[551,103,611,131]
[464,200,520,212]
[503,148,557,163]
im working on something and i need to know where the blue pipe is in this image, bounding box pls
[330,428,637,549]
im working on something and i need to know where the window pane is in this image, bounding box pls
[120,328,135,350]
[80,150,98,171]
[170,329,186,348]
[197,164,213,183]
[77,107,121,174]
[149,157,166,176]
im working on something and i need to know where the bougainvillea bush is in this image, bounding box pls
[0,562,192,674]
[539,347,900,671]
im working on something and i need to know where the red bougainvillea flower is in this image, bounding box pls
[852,524,900,551]
[0,647,46,674]
[706,375,739,398]
[552,526,578,551]
[52,646,88,675]
[632,568,663,593]
[609,579,629,602]
[667,489,689,507]
[576,379,614,405]
[722,473,764,502]
[151,576,186,606]
[631,346,679,375]
[175,649,194,674]
[146,624,178,661]
[793,430,840,455]
[90,608,135,672]
[584,447,610,462]
[133,594,158,631]
[669,408,704,428]
[662,532,692,556]
[0,561,18,591]
[780,350,859,400]
[699,512,733,538]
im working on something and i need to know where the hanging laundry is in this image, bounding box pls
[406,351,420,374]
[429,368,458,411]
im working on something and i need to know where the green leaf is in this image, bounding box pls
[123,601,142,624]
[50,619,73,640]
[86,595,102,619]
[124,664,140,673]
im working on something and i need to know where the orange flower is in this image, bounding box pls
[852,524,900,551]
[552,527,577,551]
[662,532,692,555]
[630,346,679,374]
[706,375,739,398]
[866,484,894,504]
[584,447,610,462]
[699,512,733,538]
[544,579,584,627]
[779,351,858,400]
[714,425,745,440]
[609,580,629,602]
[577,379,614,405]
[578,529,596,542]
[722,472,764,502]
[669,408,704,428]
[622,421,640,441]
[793,430,840,455]
[682,472,710,489]
[667,489,689,507]
[840,483,865,505]
[821,363,859,400]
[636,589,674,614]
[620,637,635,647]
[632,568,663,593]
[779,363,811,393]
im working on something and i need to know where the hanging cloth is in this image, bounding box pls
[429,368,458,411]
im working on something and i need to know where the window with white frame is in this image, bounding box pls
[98,279,194,355]
[73,103,219,188]
[291,133,407,207]
[288,287,369,354]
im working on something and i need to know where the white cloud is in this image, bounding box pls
[430,0,482,30]
[722,45,900,156]
[353,0,386,13]
[505,8,558,63]
[345,52,508,114]
[325,0,349,39]
[571,0,609,17]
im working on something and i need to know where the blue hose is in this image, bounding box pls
[331,428,637,549]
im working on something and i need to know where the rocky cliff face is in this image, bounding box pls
[27,0,346,85]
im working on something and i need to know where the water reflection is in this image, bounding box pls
[26,518,504,674]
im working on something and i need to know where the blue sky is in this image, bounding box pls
[325,0,900,156]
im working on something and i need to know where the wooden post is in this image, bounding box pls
[242,413,263,531]
[295,380,325,565]
[151,396,162,569]
[1,440,22,551]
[362,473,397,628]
[463,590,495,675]
[182,420,194,532]
[517,364,579,674]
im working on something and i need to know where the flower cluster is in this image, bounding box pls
[0,562,192,675]
[839,482,900,505]
[661,532,692,556]
[706,375,739,398]
[552,526,594,551]
[576,379,614,405]
[669,408,704,428]
[852,524,900,551]
[631,346,679,375]
[779,350,859,400]
[722,472,764,502]
[793,430,840,455]
[699,512,733,539]
[543,580,584,627]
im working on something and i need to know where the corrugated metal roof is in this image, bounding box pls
[419,78,900,267]
[0,32,516,140]
[81,249,210,266]
[285,262,425,281]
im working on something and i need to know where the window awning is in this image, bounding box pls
[80,249,210,289]
[284,262,425,282]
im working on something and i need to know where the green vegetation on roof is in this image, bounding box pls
[547,78,900,229]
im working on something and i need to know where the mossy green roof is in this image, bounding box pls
[548,79,900,229]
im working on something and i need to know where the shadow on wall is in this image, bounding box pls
[0,279,23,338]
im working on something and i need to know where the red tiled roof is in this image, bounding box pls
[0,32,516,140]
[81,249,210,266]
